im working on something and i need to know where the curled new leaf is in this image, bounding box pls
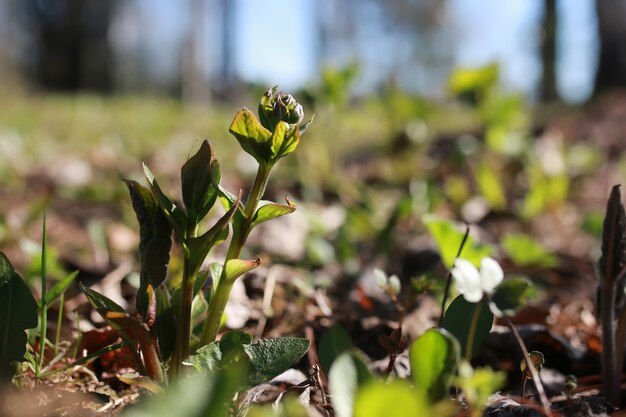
[181,140,221,225]
[599,184,626,302]
[224,257,261,283]
[124,179,172,316]
[143,163,188,240]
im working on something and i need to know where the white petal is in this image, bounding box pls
[451,259,482,302]
[459,285,484,303]
[479,257,503,293]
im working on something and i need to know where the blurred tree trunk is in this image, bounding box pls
[220,0,235,88]
[24,0,114,92]
[594,0,626,94]
[182,0,210,104]
[540,0,559,102]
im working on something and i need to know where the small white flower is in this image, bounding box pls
[451,257,503,303]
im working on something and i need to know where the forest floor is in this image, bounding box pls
[2,89,626,416]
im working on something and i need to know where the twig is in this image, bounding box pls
[503,315,552,416]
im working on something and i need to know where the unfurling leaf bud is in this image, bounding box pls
[231,87,311,166]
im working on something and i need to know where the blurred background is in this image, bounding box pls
[0,0,613,102]
[1,0,625,308]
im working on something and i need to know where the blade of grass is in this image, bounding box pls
[36,214,48,380]
[41,270,78,307]
[438,224,470,327]
[39,341,129,378]
[54,292,64,355]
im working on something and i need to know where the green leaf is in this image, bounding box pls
[229,108,272,165]
[251,198,297,228]
[410,328,459,403]
[187,333,308,387]
[122,366,244,417]
[79,282,125,314]
[449,64,499,95]
[442,296,493,359]
[475,163,506,210]
[40,270,78,307]
[143,163,188,240]
[181,140,221,225]
[154,288,176,361]
[502,234,557,267]
[423,215,492,268]
[118,373,165,394]
[0,253,38,380]
[354,380,430,417]
[243,337,309,386]
[269,121,299,161]
[329,352,373,417]
[187,192,241,276]
[490,277,531,316]
[186,330,252,375]
[124,179,173,316]
[223,258,261,283]
[318,324,352,374]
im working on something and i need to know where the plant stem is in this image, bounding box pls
[503,315,552,416]
[137,327,165,383]
[602,268,620,405]
[199,163,273,345]
[438,224,470,327]
[464,300,482,362]
[36,214,48,380]
[54,293,64,355]
[170,247,193,378]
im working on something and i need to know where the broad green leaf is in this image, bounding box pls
[410,328,459,403]
[243,337,309,386]
[475,163,506,210]
[143,163,188,239]
[354,380,430,417]
[329,352,373,417]
[181,140,220,225]
[186,330,251,374]
[0,253,38,380]
[187,334,308,387]
[223,258,261,283]
[250,198,297,228]
[40,270,78,307]
[442,296,493,359]
[501,234,557,267]
[122,366,244,417]
[423,215,492,268]
[318,324,352,374]
[490,277,531,317]
[229,108,272,165]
